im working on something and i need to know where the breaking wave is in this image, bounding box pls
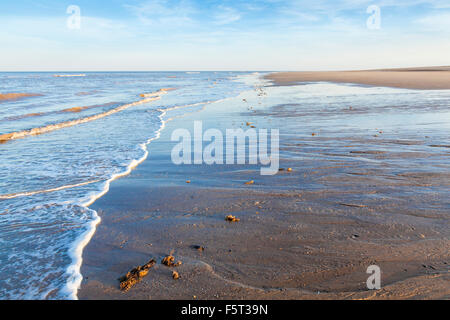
[0,90,170,143]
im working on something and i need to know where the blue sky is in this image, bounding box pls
[1,0,449,71]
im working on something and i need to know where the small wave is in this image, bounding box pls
[61,107,89,113]
[53,74,86,78]
[0,90,171,143]
[158,96,233,114]
[0,180,101,200]
[75,91,99,96]
[140,88,176,98]
[157,99,231,123]
[63,207,100,300]
[3,112,45,121]
[1,102,118,122]
[158,101,207,112]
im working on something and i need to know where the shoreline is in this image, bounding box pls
[265,67,450,90]
[78,75,450,300]
[68,93,179,299]
[72,94,239,299]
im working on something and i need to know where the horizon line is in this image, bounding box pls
[1,65,449,73]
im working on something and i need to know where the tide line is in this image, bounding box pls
[67,104,171,300]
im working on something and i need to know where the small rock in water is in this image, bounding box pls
[172,271,180,280]
[119,259,156,292]
[287,168,293,172]
[245,180,255,185]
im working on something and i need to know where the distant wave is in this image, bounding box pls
[75,91,100,96]
[53,74,86,78]
[0,89,171,143]
[61,107,89,113]
[1,102,118,122]
[140,88,176,98]
[2,112,45,121]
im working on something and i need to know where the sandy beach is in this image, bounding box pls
[3,0,450,304]
[266,67,450,90]
[78,73,450,300]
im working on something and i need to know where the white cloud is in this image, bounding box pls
[214,7,241,25]
[124,0,196,27]
[416,13,450,31]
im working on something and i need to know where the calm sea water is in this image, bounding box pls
[0,72,252,299]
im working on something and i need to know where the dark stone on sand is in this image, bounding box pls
[225,215,240,222]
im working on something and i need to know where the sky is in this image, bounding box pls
[0,0,449,71]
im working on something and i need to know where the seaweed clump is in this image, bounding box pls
[119,259,156,292]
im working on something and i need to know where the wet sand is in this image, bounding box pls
[266,67,450,90]
[79,77,450,300]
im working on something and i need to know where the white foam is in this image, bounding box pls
[64,105,170,300]
[0,180,101,200]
